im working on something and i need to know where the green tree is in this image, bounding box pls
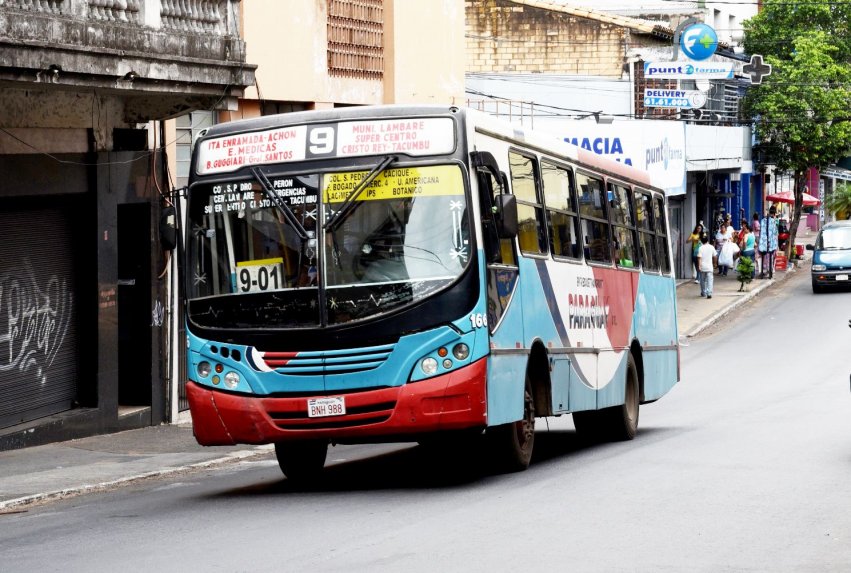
[826,181,851,220]
[743,2,851,258]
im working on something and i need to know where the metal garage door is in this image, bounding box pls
[0,202,80,429]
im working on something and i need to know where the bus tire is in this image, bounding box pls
[486,375,535,472]
[573,352,639,441]
[274,440,328,483]
[609,352,640,441]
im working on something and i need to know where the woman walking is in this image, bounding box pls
[739,221,756,278]
[686,223,704,283]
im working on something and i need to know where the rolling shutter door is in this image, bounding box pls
[0,203,80,429]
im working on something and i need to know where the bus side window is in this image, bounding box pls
[634,189,658,271]
[541,160,581,260]
[608,182,638,269]
[653,194,672,274]
[477,169,516,266]
[575,171,611,264]
[509,151,547,256]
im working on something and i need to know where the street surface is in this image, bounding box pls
[1,268,850,572]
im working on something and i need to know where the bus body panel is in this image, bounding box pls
[188,324,485,396]
[186,357,488,445]
[633,271,679,400]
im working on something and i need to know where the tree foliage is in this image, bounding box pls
[825,181,851,219]
[742,1,851,256]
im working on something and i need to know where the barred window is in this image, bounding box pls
[327,0,384,79]
[175,111,214,188]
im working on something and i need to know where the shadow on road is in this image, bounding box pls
[204,424,677,499]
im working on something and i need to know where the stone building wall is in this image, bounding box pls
[466,0,627,77]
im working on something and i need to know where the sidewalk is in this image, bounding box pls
[0,235,815,512]
[677,263,792,337]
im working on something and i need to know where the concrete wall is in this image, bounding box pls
[240,0,464,107]
[466,0,627,77]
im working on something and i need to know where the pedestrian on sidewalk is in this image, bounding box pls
[758,205,779,279]
[738,221,756,278]
[686,223,704,283]
[716,222,735,276]
[752,212,761,275]
[697,233,716,299]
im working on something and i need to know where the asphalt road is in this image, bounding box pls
[1,269,850,572]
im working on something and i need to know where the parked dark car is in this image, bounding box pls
[806,220,851,293]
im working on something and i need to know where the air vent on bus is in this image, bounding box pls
[259,343,396,375]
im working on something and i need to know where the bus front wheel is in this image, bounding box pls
[486,375,535,472]
[274,440,328,483]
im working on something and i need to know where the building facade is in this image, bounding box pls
[164,0,467,423]
[0,0,253,449]
[464,0,757,279]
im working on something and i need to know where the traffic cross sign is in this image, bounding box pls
[743,54,772,84]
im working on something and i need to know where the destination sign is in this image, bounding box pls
[323,165,463,204]
[203,177,318,215]
[643,61,735,80]
[643,89,707,109]
[197,117,457,176]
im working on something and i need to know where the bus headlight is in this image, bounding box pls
[813,264,826,271]
[197,361,212,378]
[223,371,240,389]
[421,357,439,376]
[452,343,470,360]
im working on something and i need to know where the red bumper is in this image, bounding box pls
[186,358,487,445]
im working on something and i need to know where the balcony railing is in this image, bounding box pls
[0,0,238,34]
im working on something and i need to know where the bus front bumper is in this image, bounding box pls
[186,358,487,445]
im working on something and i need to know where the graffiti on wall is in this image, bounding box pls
[0,261,73,384]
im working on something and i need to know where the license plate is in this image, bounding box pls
[307,396,346,418]
[837,274,849,281]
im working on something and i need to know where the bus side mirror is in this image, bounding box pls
[496,194,518,239]
[806,244,814,251]
[160,205,177,251]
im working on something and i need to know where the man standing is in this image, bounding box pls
[758,206,779,279]
[697,233,717,299]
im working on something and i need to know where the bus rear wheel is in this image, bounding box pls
[274,440,328,483]
[573,353,639,441]
[487,375,535,472]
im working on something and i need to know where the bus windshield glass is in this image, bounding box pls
[186,164,470,328]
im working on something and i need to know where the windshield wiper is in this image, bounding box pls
[324,155,396,232]
[250,166,309,240]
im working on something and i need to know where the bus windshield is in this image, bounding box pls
[186,163,470,329]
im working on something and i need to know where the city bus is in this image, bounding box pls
[182,105,679,480]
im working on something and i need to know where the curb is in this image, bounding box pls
[0,446,272,513]
[684,263,800,338]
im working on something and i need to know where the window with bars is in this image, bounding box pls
[327,0,384,79]
[175,111,214,188]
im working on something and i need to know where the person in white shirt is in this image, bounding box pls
[697,233,717,298]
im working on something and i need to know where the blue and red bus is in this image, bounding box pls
[183,105,679,479]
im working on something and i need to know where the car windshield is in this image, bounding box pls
[819,227,851,250]
[186,164,470,328]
